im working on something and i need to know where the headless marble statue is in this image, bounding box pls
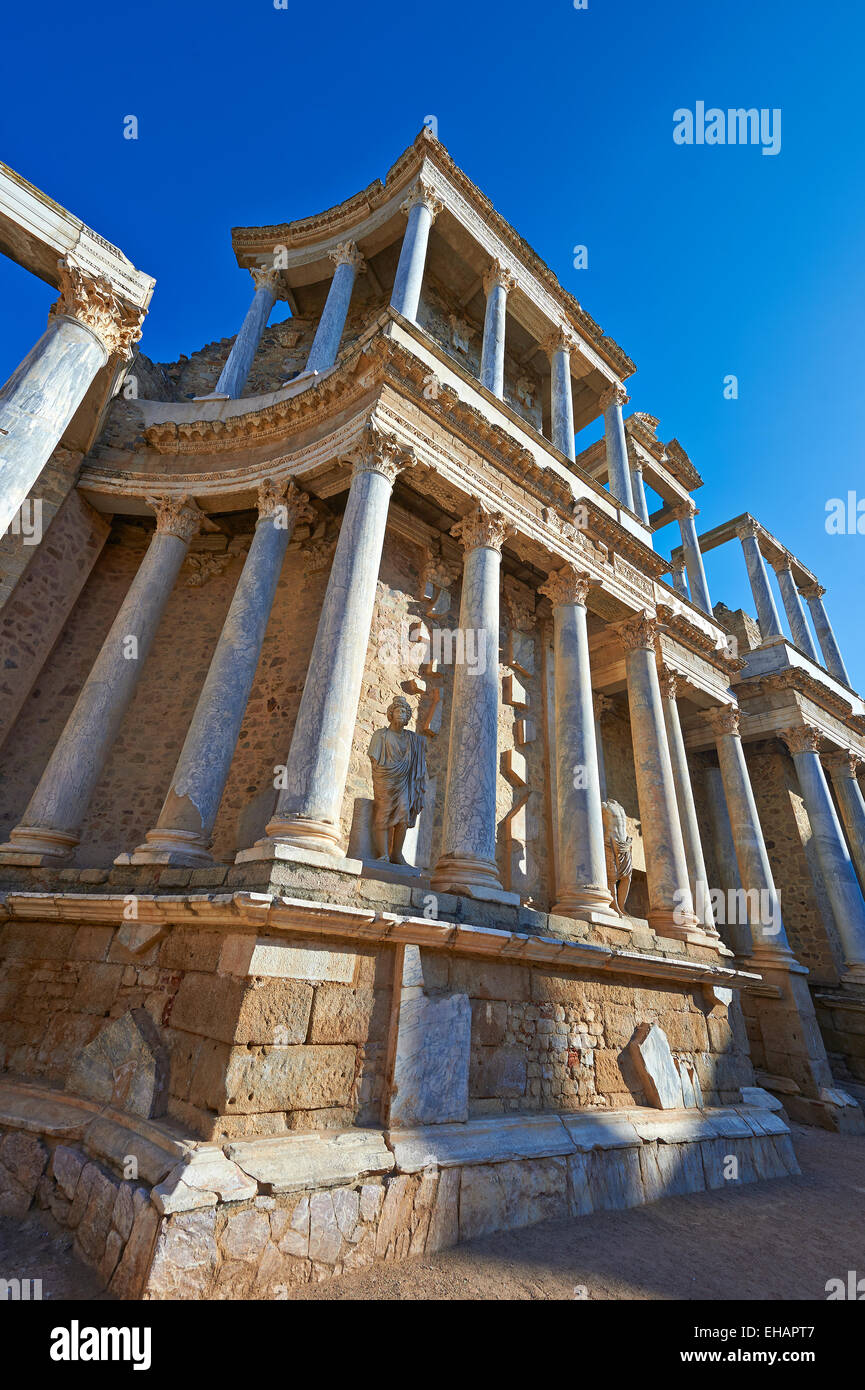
[602,798,633,917]
[368,696,427,864]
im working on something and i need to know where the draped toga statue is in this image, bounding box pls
[602,798,633,917]
[368,696,427,865]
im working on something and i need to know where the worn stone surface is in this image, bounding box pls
[391,991,471,1127]
[628,1022,684,1109]
[65,1008,169,1118]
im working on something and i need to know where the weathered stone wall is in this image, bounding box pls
[598,700,650,920]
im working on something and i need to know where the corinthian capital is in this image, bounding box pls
[657,664,680,701]
[483,260,516,296]
[616,609,659,653]
[704,704,741,739]
[250,266,282,295]
[352,421,416,486]
[799,580,826,601]
[538,563,593,608]
[823,747,865,779]
[598,383,629,412]
[450,504,514,554]
[400,179,444,222]
[781,723,822,756]
[146,494,203,543]
[541,326,578,358]
[257,478,315,526]
[673,498,698,521]
[52,258,144,360]
[736,517,761,542]
[328,241,366,273]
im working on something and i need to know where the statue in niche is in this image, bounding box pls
[602,799,633,916]
[369,696,427,864]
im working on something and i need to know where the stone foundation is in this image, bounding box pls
[0,1079,799,1300]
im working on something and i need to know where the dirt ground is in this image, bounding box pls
[2,1123,863,1301]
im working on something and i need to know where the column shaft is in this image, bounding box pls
[480,263,514,398]
[391,183,441,323]
[702,763,752,956]
[738,522,783,640]
[431,506,512,896]
[630,463,650,525]
[214,270,279,398]
[783,729,865,982]
[539,568,613,917]
[0,497,201,863]
[825,754,865,898]
[305,244,363,375]
[246,428,414,859]
[618,613,697,938]
[774,563,821,663]
[677,503,712,614]
[129,482,313,866]
[803,586,851,686]
[670,557,689,600]
[600,385,635,511]
[660,671,717,933]
[548,335,576,461]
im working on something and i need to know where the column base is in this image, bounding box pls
[241,815,345,861]
[118,827,216,868]
[553,884,618,923]
[0,825,78,866]
[647,906,707,944]
[745,941,805,975]
[430,852,512,903]
[840,964,865,988]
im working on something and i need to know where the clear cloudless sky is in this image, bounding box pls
[1,0,863,679]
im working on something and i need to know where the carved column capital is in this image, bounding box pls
[450,504,513,554]
[736,517,761,542]
[799,580,826,601]
[657,663,680,701]
[541,326,578,358]
[146,494,203,543]
[328,240,366,273]
[250,267,282,295]
[705,704,741,739]
[483,260,516,296]
[352,422,416,486]
[616,609,659,653]
[673,498,698,522]
[256,478,314,525]
[598,382,630,411]
[400,179,444,222]
[52,257,144,360]
[823,748,865,779]
[538,563,593,608]
[769,550,795,577]
[781,723,823,756]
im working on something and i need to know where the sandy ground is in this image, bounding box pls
[2,1123,863,1301]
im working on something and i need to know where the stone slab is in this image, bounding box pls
[228,1130,394,1193]
[627,1022,685,1110]
[741,1085,785,1112]
[390,991,471,1127]
[218,934,359,983]
[387,1114,573,1172]
[559,1113,641,1151]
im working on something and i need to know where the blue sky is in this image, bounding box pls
[2,0,863,681]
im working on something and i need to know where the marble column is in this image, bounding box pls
[670,556,689,601]
[824,751,865,899]
[305,242,365,375]
[617,612,698,939]
[539,566,614,918]
[594,693,614,801]
[702,763,751,956]
[431,505,513,897]
[390,181,442,324]
[707,706,796,967]
[479,261,515,399]
[629,457,650,525]
[781,726,865,984]
[545,330,577,462]
[675,500,712,615]
[800,583,852,687]
[0,258,142,539]
[771,556,821,664]
[245,425,415,860]
[659,668,718,935]
[128,480,314,866]
[737,519,783,641]
[599,384,635,512]
[0,496,202,864]
[211,268,281,399]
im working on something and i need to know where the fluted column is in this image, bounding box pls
[243,425,415,861]
[0,496,202,864]
[771,556,821,664]
[539,566,614,918]
[479,262,515,398]
[824,750,865,900]
[599,383,635,512]
[390,181,442,323]
[629,457,650,525]
[781,726,865,984]
[737,519,783,641]
[659,667,718,935]
[210,268,280,399]
[801,583,852,687]
[675,499,712,614]
[617,612,698,939]
[431,505,513,897]
[545,330,577,462]
[670,556,689,601]
[706,706,796,967]
[305,242,365,375]
[127,481,314,866]
[0,258,142,538]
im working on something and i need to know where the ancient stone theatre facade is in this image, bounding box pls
[1,131,864,1297]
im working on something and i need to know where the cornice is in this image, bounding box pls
[736,667,857,727]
